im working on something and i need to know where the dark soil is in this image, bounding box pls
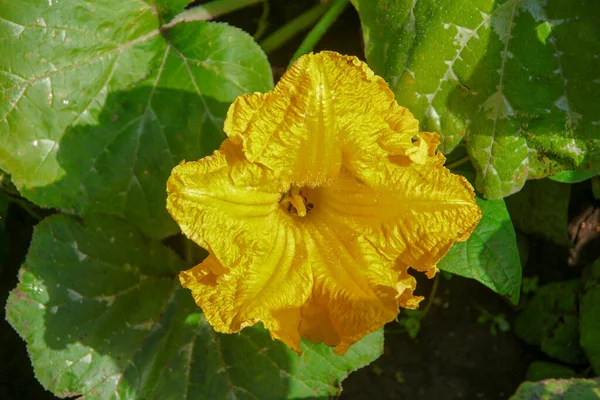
[341,276,532,400]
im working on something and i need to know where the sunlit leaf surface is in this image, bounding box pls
[0,0,273,239]
[352,0,600,198]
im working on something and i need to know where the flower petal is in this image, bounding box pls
[298,219,409,355]
[180,236,312,354]
[224,51,422,186]
[167,140,286,271]
[170,51,482,356]
[180,216,414,355]
[318,165,481,277]
[224,56,340,187]
[395,260,424,309]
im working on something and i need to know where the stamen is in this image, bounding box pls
[289,193,307,217]
[280,187,313,217]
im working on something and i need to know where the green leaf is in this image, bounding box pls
[580,259,600,375]
[515,280,586,364]
[525,361,576,382]
[505,178,571,246]
[550,168,600,183]
[155,0,192,22]
[521,276,538,295]
[0,0,273,239]
[6,214,383,399]
[351,0,600,199]
[510,378,600,400]
[438,197,522,304]
[0,168,19,197]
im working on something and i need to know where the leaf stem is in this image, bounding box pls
[253,0,270,40]
[445,155,471,170]
[165,0,262,27]
[8,197,43,221]
[288,0,349,67]
[420,274,440,320]
[259,2,329,55]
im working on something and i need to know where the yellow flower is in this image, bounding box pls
[167,51,481,355]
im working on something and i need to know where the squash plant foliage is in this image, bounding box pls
[1,0,599,398]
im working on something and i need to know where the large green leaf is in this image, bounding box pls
[0,0,273,239]
[438,197,522,304]
[505,178,570,246]
[580,259,600,375]
[155,0,192,21]
[351,0,600,199]
[5,214,383,399]
[550,168,600,184]
[515,280,586,364]
[510,378,600,400]
[525,361,576,382]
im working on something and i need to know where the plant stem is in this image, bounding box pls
[445,155,470,170]
[253,0,270,40]
[288,0,349,67]
[259,2,329,55]
[420,274,440,319]
[165,0,262,28]
[0,170,20,197]
[8,197,43,221]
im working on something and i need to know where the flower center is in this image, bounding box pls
[281,187,314,217]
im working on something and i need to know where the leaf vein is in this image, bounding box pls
[1,28,161,92]
[532,0,577,125]
[483,0,519,179]
[208,328,241,400]
[426,5,499,110]
[241,333,326,392]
